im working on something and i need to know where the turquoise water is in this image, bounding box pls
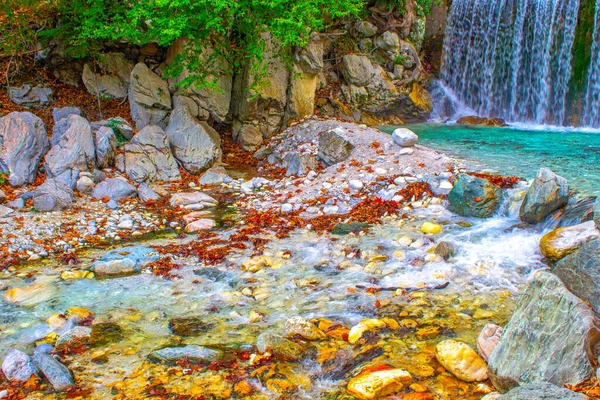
[382,124,600,196]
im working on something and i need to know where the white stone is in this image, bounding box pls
[439,181,453,189]
[117,220,134,230]
[281,203,293,212]
[398,148,414,155]
[392,128,418,147]
[349,180,364,190]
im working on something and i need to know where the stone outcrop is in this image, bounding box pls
[456,115,507,127]
[82,53,134,98]
[448,174,503,218]
[32,179,75,212]
[116,125,181,183]
[129,63,172,129]
[166,107,221,174]
[487,271,600,392]
[0,112,50,186]
[286,36,324,122]
[10,85,52,106]
[95,126,117,169]
[519,168,569,223]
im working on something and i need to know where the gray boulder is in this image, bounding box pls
[94,126,117,169]
[318,129,354,165]
[32,179,75,212]
[199,166,230,185]
[342,55,375,86]
[149,345,222,365]
[0,112,50,186]
[129,63,172,129]
[45,115,96,187]
[116,125,181,183]
[91,117,135,140]
[138,183,160,203]
[487,271,600,392]
[32,347,74,391]
[165,107,221,174]
[2,349,37,381]
[52,107,81,124]
[82,53,134,99]
[10,85,52,106]
[76,176,95,194]
[52,107,83,146]
[448,174,502,218]
[519,168,569,223]
[498,382,589,399]
[92,178,136,201]
[355,21,377,38]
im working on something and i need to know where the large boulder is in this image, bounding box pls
[448,174,502,218]
[32,179,75,212]
[317,129,354,165]
[391,128,418,147]
[519,168,569,223]
[2,349,37,382]
[10,85,52,106]
[342,55,375,86]
[539,221,599,261]
[32,347,74,391]
[94,126,117,169]
[128,63,172,129]
[0,112,50,186]
[165,107,221,174]
[116,125,181,183]
[92,178,136,201]
[82,53,134,99]
[286,36,323,122]
[45,115,96,188]
[497,382,589,399]
[553,238,600,314]
[52,107,82,124]
[487,271,600,392]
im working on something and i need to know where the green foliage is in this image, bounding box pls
[0,171,9,185]
[0,0,56,56]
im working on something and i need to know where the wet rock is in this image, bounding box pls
[4,284,57,306]
[10,85,52,106]
[519,168,569,223]
[52,107,81,124]
[331,222,371,235]
[88,322,123,346]
[94,126,117,169]
[342,55,375,86]
[65,307,94,325]
[92,178,136,201]
[481,394,502,400]
[54,326,92,351]
[348,318,396,344]
[553,238,600,314]
[539,221,599,261]
[32,179,74,212]
[170,192,218,207]
[285,316,326,340]
[129,63,172,129]
[456,116,507,127]
[497,382,589,399]
[169,317,214,336]
[487,271,600,391]
[184,219,215,233]
[594,196,600,229]
[0,112,50,186]
[477,324,503,362]
[433,241,456,261]
[317,129,354,165]
[241,256,282,272]
[116,125,181,183]
[2,349,37,381]
[138,183,160,203]
[421,222,442,234]
[149,345,222,365]
[448,174,502,218]
[82,53,133,99]
[435,340,488,382]
[199,166,231,185]
[256,332,305,361]
[165,106,222,174]
[33,348,74,391]
[391,128,418,147]
[347,368,413,399]
[45,115,95,187]
[92,246,158,277]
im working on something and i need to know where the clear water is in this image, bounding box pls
[382,123,600,196]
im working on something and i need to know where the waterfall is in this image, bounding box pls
[583,0,600,128]
[439,0,581,126]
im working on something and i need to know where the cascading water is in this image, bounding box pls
[438,0,582,126]
[583,0,600,128]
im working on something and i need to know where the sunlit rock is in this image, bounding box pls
[435,339,488,382]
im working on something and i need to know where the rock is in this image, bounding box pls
[0,205,13,218]
[256,332,305,361]
[116,125,181,183]
[497,382,589,399]
[52,107,81,124]
[32,347,74,391]
[32,179,74,212]
[287,40,322,121]
[349,179,364,191]
[92,178,136,201]
[594,196,600,229]
[91,117,135,140]
[487,271,600,392]
[391,128,418,147]
[435,340,488,382]
[0,112,50,186]
[331,222,371,235]
[7,198,24,210]
[45,115,95,187]
[94,126,117,169]
[539,221,599,261]
[149,345,222,365]
[128,62,172,129]
[199,166,230,185]
[138,183,160,203]
[342,55,375,86]
[448,174,503,218]
[65,308,94,325]
[88,322,123,346]
[2,349,37,381]
[355,21,377,38]
[76,176,95,194]
[184,219,216,233]
[82,53,133,99]
[170,192,217,207]
[481,394,502,400]
[421,222,442,234]
[317,129,354,165]
[10,85,52,106]
[284,316,326,340]
[347,368,413,400]
[476,324,503,362]
[92,246,159,277]
[433,241,455,261]
[168,317,213,336]
[348,318,394,344]
[54,326,92,351]
[376,31,400,51]
[4,284,57,306]
[553,238,600,314]
[456,116,507,127]
[283,152,318,176]
[519,168,569,223]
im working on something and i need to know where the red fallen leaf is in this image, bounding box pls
[473,196,483,202]
[374,299,381,308]
[418,162,425,168]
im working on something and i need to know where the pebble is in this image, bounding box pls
[281,203,293,212]
[421,222,442,235]
[349,180,364,190]
[117,220,134,230]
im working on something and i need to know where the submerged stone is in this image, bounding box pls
[331,222,371,235]
[4,284,57,306]
[284,316,326,340]
[149,345,222,365]
[169,317,214,336]
[92,246,159,277]
[497,382,589,399]
[256,332,305,361]
[347,368,413,399]
[54,326,92,352]
[435,340,488,382]
[88,322,124,346]
[33,348,74,391]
